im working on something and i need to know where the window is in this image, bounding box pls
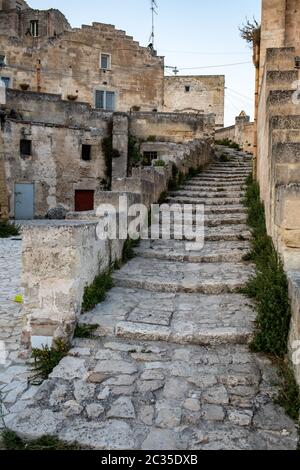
[100,53,111,70]
[185,86,191,93]
[81,144,92,161]
[1,77,10,88]
[0,55,5,67]
[30,20,39,37]
[95,90,115,111]
[143,151,158,166]
[295,57,300,69]
[20,139,32,157]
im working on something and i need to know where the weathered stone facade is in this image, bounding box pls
[164,76,225,128]
[215,111,254,154]
[0,1,164,112]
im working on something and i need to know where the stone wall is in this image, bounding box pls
[257,14,300,384]
[164,75,225,128]
[215,111,254,154]
[20,220,125,351]
[129,112,215,143]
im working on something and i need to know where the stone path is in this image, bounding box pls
[0,237,29,425]
[6,149,299,449]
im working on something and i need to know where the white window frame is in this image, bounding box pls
[95,89,116,111]
[100,53,111,71]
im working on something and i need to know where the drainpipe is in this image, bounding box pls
[253,42,260,180]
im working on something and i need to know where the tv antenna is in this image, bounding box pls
[149,0,158,48]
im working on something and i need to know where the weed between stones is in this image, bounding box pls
[0,430,82,450]
[242,174,300,421]
[30,339,70,384]
[0,220,20,238]
[81,269,113,313]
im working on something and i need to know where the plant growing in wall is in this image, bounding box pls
[30,339,70,384]
[239,17,261,46]
[153,160,166,167]
[0,220,20,238]
[81,269,113,313]
[128,135,143,168]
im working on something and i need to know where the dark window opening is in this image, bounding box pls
[1,77,10,88]
[81,144,92,161]
[0,55,5,67]
[75,190,94,212]
[143,151,158,166]
[20,139,32,156]
[185,86,191,93]
[30,20,39,37]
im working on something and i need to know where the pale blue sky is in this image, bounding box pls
[29,0,261,126]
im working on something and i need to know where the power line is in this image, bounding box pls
[160,49,250,56]
[178,61,252,71]
[226,87,253,102]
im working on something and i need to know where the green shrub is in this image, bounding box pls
[158,191,168,204]
[153,160,166,167]
[0,220,20,238]
[82,269,113,313]
[74,324,98,339]
[275,362,300,421]
[1,430,82,450]
[146,135,157,142]
[128,135,143,167]
[215,138,241,151]
[241,175,291,357]
[30,339,70,384]
[219,154,230,163]
[122,238,140,263]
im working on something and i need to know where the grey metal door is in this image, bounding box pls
[15,183,34,220]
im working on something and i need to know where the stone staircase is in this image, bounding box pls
[7,148,298,450]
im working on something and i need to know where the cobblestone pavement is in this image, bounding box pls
[6,150,299,449]
[0,237,29,425]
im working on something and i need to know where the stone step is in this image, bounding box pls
[79,288,255,346]
[113,258,254,294]
[190,178,247,184]
[186,181,246,188]
[163,204,247,215]
[193,176,248,182]
[151,212,247,227]
[145,224,251,242]
[167,196,243,205]
[200,170,251,175]
[179,181,246,193]
[170,191,245,199]
[135,240,250,263]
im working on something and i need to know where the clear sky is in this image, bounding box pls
[29,0,261,126]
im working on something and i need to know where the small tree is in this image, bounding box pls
[239,18,261,46]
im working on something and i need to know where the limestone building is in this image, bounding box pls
[164,75,225,128]
[0,0,164,111]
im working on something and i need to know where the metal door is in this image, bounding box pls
[15,183,34,220]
